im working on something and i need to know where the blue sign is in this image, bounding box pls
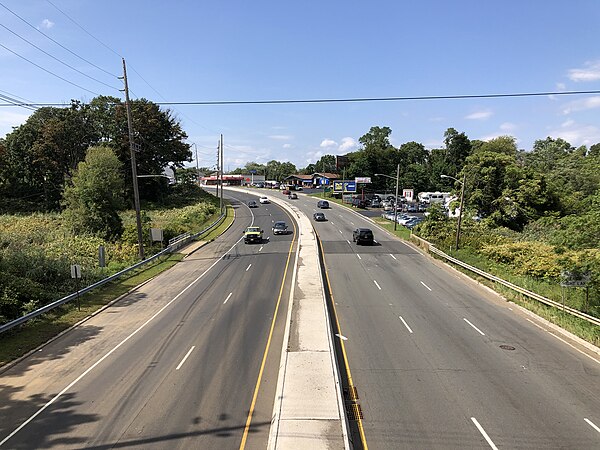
[321,177,329,185]
[344,181,356,193]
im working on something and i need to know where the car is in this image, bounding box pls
[272,221,288,235]
[288,192,298,199]
[404,217,424,229]
[247,200,258,208]
[352,198,366,208]
[259,196,270,204]
[352,228,374,245]
[243,226,263,244]
[313,212,326,221]
[370,199,381,208]
[397,215,417,225]
[296,186,303,191]
[317,200,330,209]
[282,189,291,195]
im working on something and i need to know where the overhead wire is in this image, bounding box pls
[0,93,38,111]
[0,22,120,92]
[2,88,599,108]
[0,1,118,79]
[0,42,101,96]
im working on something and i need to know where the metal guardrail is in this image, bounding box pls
[0,212,225,334]
[429,245,600,327]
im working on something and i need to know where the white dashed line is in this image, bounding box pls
[464,318,486,336]
[390,254,397,260]
[176,346,195,370]
[346,240,351,245]
[335,333,348,341]
[399,316,413,333]
[224,292,233,304]
[339,229,343,234]
[357,254,362,260]
[420,281,432,291]
[374,280,382,290]
[585,418,600,433]
[259,246,263,252]
[246,264,252,271]
[471,417,498,450]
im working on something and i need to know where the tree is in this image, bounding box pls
[62,146,125,240]
[444,128,472,175]
[475,136,518,158]
[315,154,336,173]
[524,137,573,173]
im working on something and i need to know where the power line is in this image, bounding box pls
[0,23,120,92]
[1,88,599,108]
[0,93,38,111]
[0,1,118,78]
[0,42,101,96]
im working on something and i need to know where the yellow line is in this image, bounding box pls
[317,233,369,450]
[239,211,298,449]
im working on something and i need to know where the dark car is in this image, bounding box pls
[247,200,258,208]
[288,192,298,199]
[272,221,288,235]
[352,228,374,245]
[317,200,330,209]
[352,198,366,208]
[313,212,326,221]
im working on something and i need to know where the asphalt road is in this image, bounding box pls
[0,191,297,449]
[289,191,600,449]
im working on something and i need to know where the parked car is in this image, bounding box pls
[259,196,270,204]
[313,212,326,221]
[272,221,288,235]
[370,199,381,208]
[288,192,298,199]
[404,217,424,229]
[317,200,330,209]
[247,200,258,208]
[352,198,366,208]
[352,228,374,245]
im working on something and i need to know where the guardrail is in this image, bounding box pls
[0,212,225,335]
[429,245,600,327]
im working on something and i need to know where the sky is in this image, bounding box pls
[1,0,600,172]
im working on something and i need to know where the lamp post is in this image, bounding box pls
[440,173,466,251]
[375,164,400,231]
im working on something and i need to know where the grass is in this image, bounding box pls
[0,203,234,368]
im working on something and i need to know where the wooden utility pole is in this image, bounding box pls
[121,58,144,259]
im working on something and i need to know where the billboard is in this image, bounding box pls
[333,180,356,193]
[355,177,371,184]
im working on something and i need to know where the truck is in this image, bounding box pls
[243,226,263,244]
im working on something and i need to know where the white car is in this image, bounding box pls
[259,196,270,204]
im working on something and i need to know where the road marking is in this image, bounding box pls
[331,221,335,225]
[224,292,233,304]
[246,264,252,271]
[357,254,362,260]
[339,229,343,234]
[390,254,397,260]
[350,221,354,225]
[399,316,413,333]
[374,280,382,290]
[176,346,195,370]
[464,318,486,336]
[0,236,240,448]
[259,246,263,252]
[585,418,600,433]
[336,333,348,341]
[420,281,432,291]
[471,417,499,450]
[526,318,600,365]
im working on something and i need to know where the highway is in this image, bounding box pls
[288,191,600,449]
[0,191,297,449]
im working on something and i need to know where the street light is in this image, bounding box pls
[375,164,400,231]
[440,173,466,251]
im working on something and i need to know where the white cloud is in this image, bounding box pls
[339,137,358,152]
[549,120,600,147]
[465,110,493,120]
[282,143,291,149]
[39,19,54,29]
[555,82,566,90]
[568,60,600,82]
[562,96,600,114]
[268,134,293,140]
[499,122,517,132]
[320,138,337,148]
[0,110,31,137]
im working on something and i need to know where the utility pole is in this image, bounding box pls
[121,58,144,260]
[193,143,199,185]
[220,134,224,213]
[455,172,466,250]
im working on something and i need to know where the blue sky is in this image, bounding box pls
[1,0,600,171]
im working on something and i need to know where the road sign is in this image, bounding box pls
[355,177,371,184]
[70,264,82,279]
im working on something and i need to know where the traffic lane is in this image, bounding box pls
[1,206,296,447]
[0,202,255,443]
[326,247,600,448]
